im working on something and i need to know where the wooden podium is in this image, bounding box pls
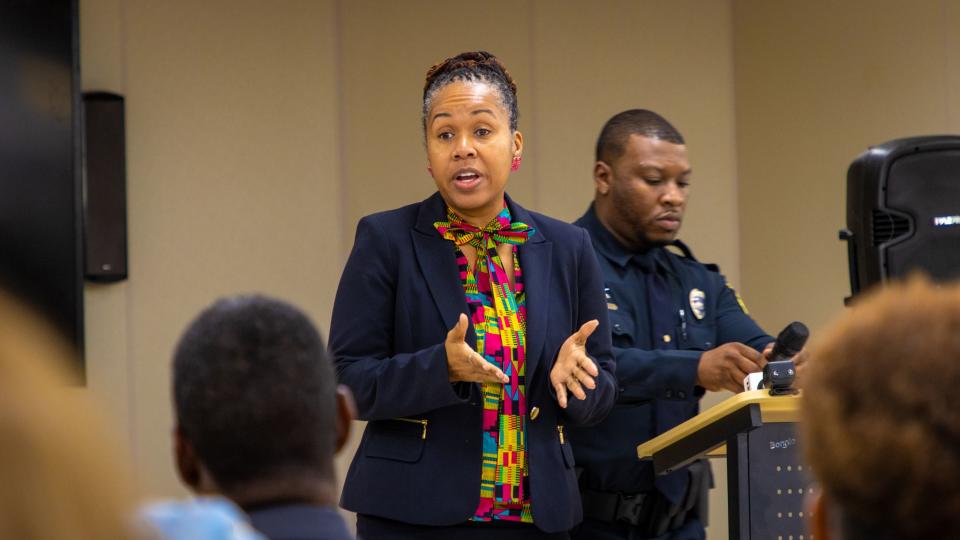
[637,390,810,540]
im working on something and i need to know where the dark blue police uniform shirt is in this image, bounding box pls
[571,205,773,495]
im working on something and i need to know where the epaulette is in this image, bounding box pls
[667,240,720,273]
[665,239,697,260]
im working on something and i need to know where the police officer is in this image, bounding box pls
[570,109,776,540]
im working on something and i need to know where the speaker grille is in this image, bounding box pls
[872,210,910,245]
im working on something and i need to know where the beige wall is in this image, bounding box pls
[335,4,740,533]
[337,0,742,278]
[731,5,960,537]
[80,0,745,536]
[734,0,960,338]
[75,0,960,536]
[81,0,341,498]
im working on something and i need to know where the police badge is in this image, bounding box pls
[688,288,706,320]
[604,287,618,311]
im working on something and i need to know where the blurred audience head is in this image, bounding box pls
[0,290,138,539]
[171,294,353,509]
[802,276,960,540]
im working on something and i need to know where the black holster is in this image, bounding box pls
[581,460,714,538]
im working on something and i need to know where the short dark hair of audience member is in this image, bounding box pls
[594,108,685,164]
[172,295,353,509]
[0,291,138,539]
[801,277,960,540]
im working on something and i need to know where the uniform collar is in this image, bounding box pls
[577,204,664,272]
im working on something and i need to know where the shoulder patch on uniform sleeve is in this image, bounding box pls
[726,281,750,314]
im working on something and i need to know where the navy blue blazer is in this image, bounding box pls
[330,192,616,533]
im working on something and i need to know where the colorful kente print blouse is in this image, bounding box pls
[434,205,535,523]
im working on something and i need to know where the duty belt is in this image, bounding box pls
[581,489,653,526]
[580,460,712,537]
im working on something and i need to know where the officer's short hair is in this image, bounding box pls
[173,295,337,492]
[595,109,685,163]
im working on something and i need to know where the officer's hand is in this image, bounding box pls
[446,314,509,384]
[550,320,600,408]
[696,343,766,393]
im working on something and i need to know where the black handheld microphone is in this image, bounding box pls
[760,321,809,394]
[768,321,809,363]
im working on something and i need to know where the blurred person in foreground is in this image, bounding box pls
[169,295,355,540]
[330,51,616,539]
[802,276,960,540]
[0,290,139,539]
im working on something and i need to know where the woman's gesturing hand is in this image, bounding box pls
[446,313,510,384]
[550,320,600,408]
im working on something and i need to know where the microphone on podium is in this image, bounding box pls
[744,321,809,394]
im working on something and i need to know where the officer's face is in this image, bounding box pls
[595,135,691,251]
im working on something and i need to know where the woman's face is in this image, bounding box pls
[425,80,522,225]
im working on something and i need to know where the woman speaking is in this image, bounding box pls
[330,51,616,539]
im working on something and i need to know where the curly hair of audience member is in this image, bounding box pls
[801,276,960,540]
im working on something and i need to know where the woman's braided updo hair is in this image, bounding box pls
[422,51,519,133]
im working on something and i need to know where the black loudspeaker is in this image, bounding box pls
[840,135,960,301]
[82,91,128,282]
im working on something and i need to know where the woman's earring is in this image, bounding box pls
[511,155,522,172]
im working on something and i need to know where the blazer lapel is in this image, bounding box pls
[508,196,552,378]
[411,193,476,346]
[410,192,551,368]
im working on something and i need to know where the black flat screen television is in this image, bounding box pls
[0,0,84,366]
